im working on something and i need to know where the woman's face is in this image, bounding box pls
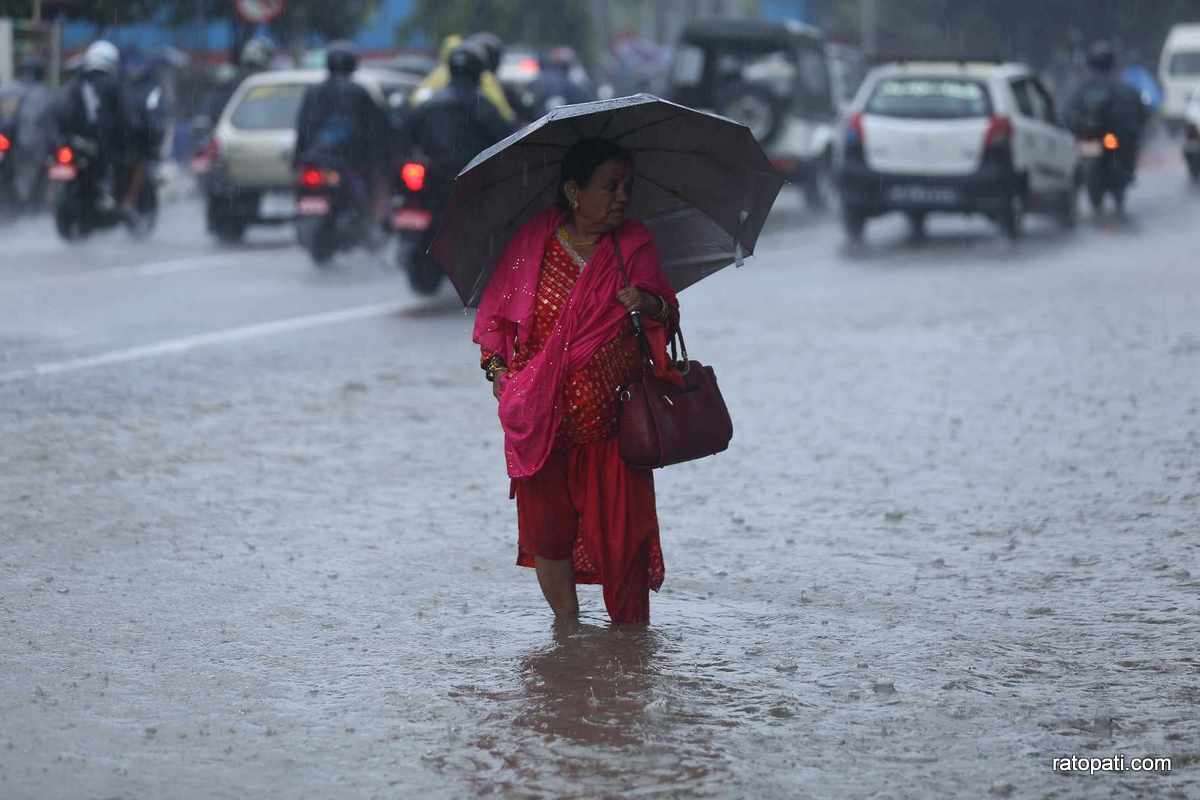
[569,158,633,233]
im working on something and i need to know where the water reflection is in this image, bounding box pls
[515,620,659,747]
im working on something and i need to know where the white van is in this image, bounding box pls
[1159,23,1200,125]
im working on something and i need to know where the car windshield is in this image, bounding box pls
[230,83,308,130]
[866,77,991,119]
[1168,51,1200,76]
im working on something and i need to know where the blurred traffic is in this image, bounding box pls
[1,9,1198,266]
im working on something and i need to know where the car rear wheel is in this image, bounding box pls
[906,211,927,240]
[803,152,837,212]
[999,191,1025,240]
[1054,189,1077,229]
[407,254,444,296]
[841,206,866,243]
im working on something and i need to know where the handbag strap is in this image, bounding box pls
[612,231,689,373]
[611,232,655,368]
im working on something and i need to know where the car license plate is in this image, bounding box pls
[259,191,295,218]
[887,185,958,206]
[1078,140,1103,157]
[297,195,330,216]
[392,207,432,231]
[48,164,77,181]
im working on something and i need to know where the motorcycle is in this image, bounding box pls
[47,135,157,241]
[294,160,384,266]
[0,124,15,217]
[391,157,443,296]
[1076,131,1133,214]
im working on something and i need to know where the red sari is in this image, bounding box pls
[478,223,676,623]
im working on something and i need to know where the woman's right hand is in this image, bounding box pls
[492,369,508,400]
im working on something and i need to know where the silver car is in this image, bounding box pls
[199,68,415,243]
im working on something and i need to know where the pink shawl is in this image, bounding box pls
[473,206,678,479]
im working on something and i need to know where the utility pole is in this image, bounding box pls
[860,0,877,60]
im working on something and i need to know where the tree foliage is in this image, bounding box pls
[1,0,379,44]
[809,0,1200,67]
[398,0,597,63]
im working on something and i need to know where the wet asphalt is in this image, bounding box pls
[1,146,1198,799]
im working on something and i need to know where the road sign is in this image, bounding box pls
[235,0,285,24]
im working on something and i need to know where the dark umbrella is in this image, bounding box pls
[431,94,785,307]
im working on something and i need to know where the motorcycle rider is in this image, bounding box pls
[200,37,274,133]
[1,56,54,213]
[293,40,393,243]
[401,41,516,209]
[54,40,141,221]
[1066,40,1147,185]
[410,34,517,123]
[526,46,594,116]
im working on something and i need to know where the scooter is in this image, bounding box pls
[392,157,443,296]
[47,135,156,241]
[294,160,384,266]
[1076,131,1133,214]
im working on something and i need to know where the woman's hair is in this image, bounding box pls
[557,138,633,210]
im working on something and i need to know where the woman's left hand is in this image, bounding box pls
[616,287,660,316]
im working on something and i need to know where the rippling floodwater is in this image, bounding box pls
[2,191,1199,798]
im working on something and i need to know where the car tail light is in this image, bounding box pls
[56,145,74,165]
[401,162,426,192]
[983,116,1013,149]
[1102,132,1119,150]
[846,112,865,145]
[0,134,10,152]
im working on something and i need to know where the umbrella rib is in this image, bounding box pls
[464,174,560,307]
[634,170,760,256]
[594,111,618,139]
[610,111,691,142]
[628,146,782,178]
[475,159,560,193]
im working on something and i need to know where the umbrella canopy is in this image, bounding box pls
[431,94,785,307]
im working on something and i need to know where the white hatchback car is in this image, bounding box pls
[835,62,1078,241]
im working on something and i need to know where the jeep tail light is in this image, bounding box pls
[1102,132,1119,150]
[56,145,74,165]
[983,116,1013,149]
[300,167,339,189]
[401,162,426,192]
[0,134,10,152]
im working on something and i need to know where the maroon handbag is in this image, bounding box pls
[612,235,733,470]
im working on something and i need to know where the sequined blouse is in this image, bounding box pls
[481,228,645,448]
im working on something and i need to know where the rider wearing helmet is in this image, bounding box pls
[1066,40,1147,179]
[2,55,54,211]
[526,46,595,116]
[410,33,517,122]
[294,40,394,233]
[402,41,515,193]
[54,40,140,215]
[201,36,275,128]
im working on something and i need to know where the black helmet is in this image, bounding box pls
[467,32,503,73]
[1086,40,1115,72]
[447,42,486,83]
[326,40,359,75]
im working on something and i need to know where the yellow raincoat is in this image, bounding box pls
[410,35,516,122]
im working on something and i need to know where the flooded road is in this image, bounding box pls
[1,154,1198,798]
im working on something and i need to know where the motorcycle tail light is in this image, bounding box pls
[300,167,324,188]
[0,134,10,152]
[56,146,74,165]
[983,116,1013,149]
[401,162,426,192]
[1103,132,1119,150]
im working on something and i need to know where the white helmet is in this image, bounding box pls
[83,40,120,75]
